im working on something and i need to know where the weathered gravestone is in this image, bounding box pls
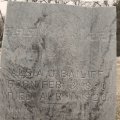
[0,2,116,120]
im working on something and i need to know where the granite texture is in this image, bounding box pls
[0,2,116,120]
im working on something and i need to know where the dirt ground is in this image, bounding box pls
[117,57,120,120]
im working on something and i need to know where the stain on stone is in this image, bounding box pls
[68,108,72,113]
[34,13,48,27]
[32,43,40,51]
[31,42,40,71]
[92,104,99,111]
[34,18,41,27]
[24,102,34,113]
[90,14,98,33]
[42,13,48,18]
[61,105,66,109]
[41,36,46,49]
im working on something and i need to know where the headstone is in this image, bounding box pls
[0,2,116,120]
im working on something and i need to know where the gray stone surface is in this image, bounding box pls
[0,2,116,120]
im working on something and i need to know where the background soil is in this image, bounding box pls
[117,57,120,120]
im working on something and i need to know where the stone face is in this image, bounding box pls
[0,2,116,120]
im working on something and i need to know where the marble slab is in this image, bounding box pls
[0,2,116,120]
